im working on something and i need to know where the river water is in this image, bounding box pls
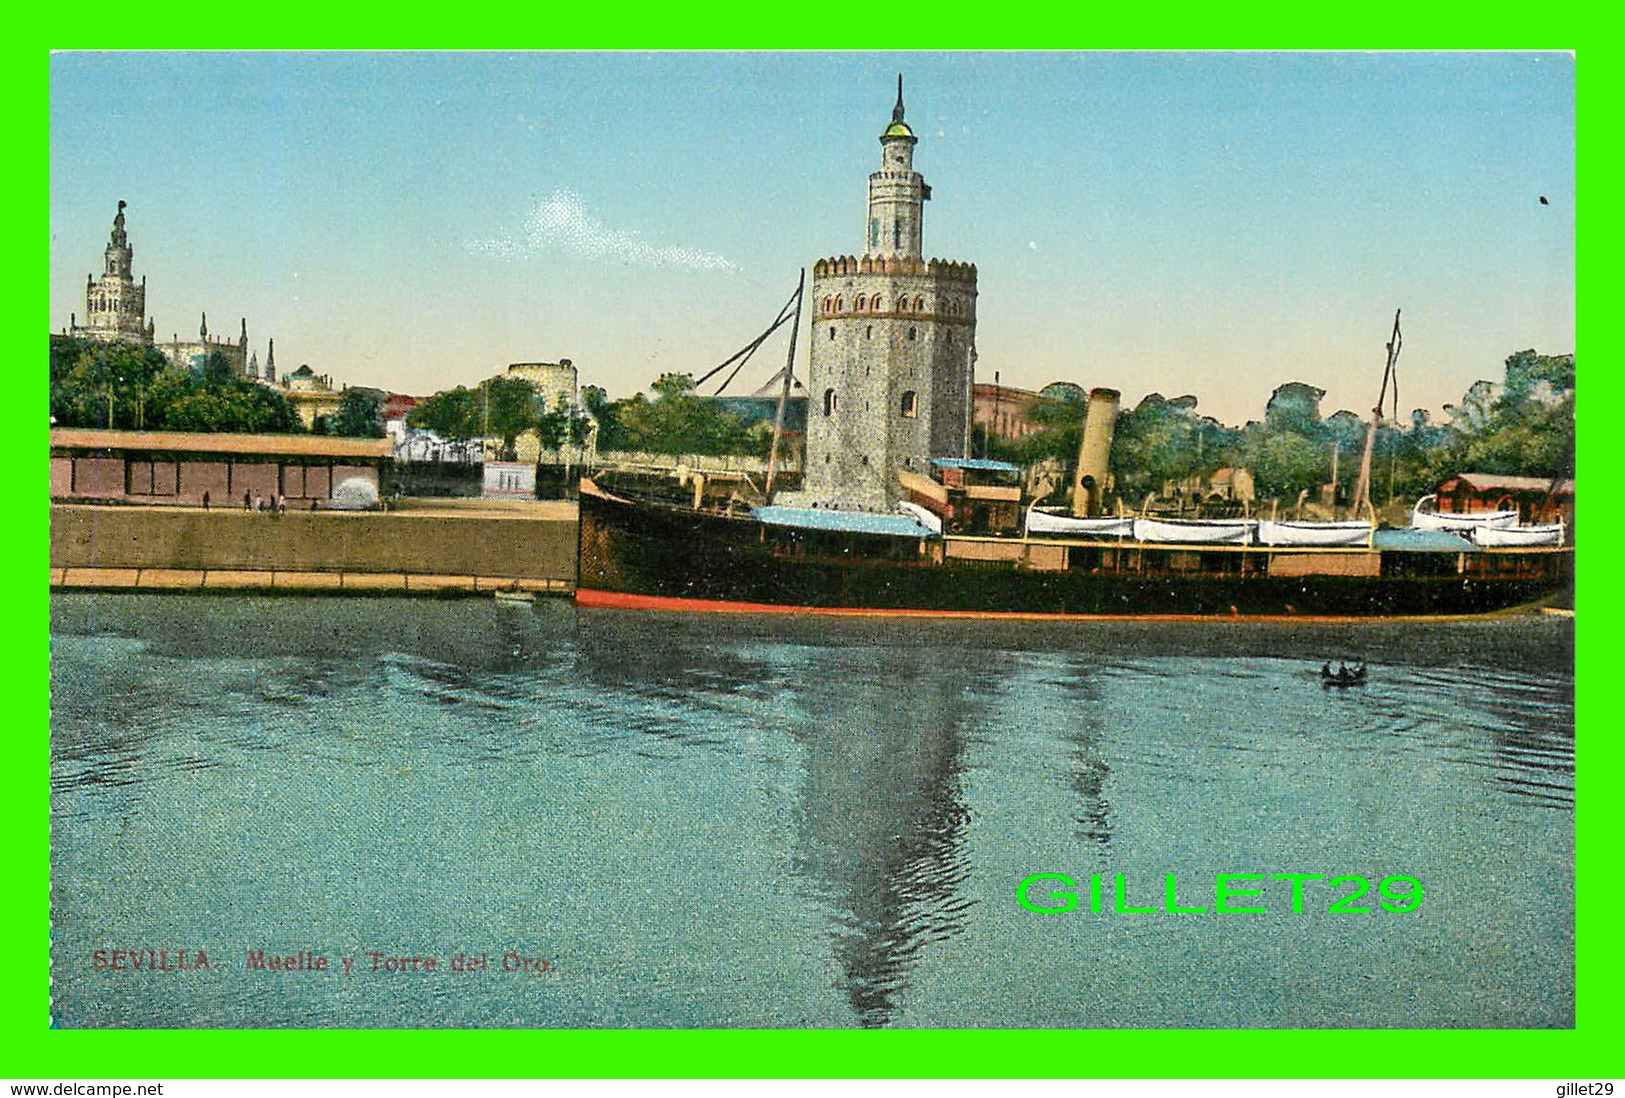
[48,594,1574,1029]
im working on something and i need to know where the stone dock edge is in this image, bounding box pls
[51,568,574,598]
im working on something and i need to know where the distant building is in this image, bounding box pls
[1167,467,1255,505]
[790,79,978,511]
[482,461,535,499]
[380,393,421,424]
[278,364,343,428]
[972,381,1045,441]
[160,313,250,379]
[1436,473,1574,526]
[63,201,259,379]
[506,360,578,411]
[387,421,481,464]
[69,201,153,346]
[698,367,809,439]
[49,428,390,507]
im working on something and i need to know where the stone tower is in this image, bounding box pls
[797,78,977,511]
[75,201,155,345]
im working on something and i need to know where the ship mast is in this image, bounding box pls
[1352,309,1402,519]
[764,268,806,502]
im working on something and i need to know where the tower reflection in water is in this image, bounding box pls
[784,646,981,1028]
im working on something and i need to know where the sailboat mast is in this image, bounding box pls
[1352,309,1402,518]
[764,268,805,502]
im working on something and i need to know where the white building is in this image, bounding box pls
[482,461,536,498]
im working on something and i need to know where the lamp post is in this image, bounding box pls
[991,370,1001,458]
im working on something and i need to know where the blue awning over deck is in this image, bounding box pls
[752,506,939,539]
[929,457,1023,474]
[1373,528,1479,553]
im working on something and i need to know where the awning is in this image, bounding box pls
[1373,528,1478,553]
[752,506,939,539]
[929,457,1023,474]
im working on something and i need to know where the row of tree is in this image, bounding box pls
[582,374,766,457]
[53,334,1573,506]
[985,350,1573,506]
[49,336,389,438]
[405,376,593,460]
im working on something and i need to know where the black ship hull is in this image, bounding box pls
[577,483,1572,619]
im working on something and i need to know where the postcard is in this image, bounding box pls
[39,48,1583,1075]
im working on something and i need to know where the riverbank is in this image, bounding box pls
[49,499,579,596]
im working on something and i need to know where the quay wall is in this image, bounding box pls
[50,505,578,588]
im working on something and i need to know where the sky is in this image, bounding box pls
[49,51,1574,427]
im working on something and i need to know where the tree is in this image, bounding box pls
[1264,381,1326,436]
[407,386,480,440]
[49,338,300,434]
[328,389,385,438]
[203,349,236,386]
[536,394,592,451]
[1235,424,1329,501]
[580,385,626,451]
[613,373,757,456]
[159,377,302,434]
[1442,351,1574,481]
[480,376,540,460]
[1110,393,1207,496]
[1015,387,1090,466]
[50,340,171,429]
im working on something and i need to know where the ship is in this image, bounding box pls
[575,471,1572,619]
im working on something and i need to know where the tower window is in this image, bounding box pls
[865,325,872,339]
[901,391,918,418]
[829,326,836,340]
[823,389,837,416]
[907,327,917,341]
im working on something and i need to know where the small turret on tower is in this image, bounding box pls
[867,74,928,260]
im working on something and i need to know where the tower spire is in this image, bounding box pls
[870,78,924,258]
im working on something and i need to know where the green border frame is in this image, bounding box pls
[11,25,1615,1080]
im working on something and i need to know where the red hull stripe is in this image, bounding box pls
[572,586,1474,623]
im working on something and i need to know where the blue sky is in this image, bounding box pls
[49,51,1574,426]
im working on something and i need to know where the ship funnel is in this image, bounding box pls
[1071,387,1120,517]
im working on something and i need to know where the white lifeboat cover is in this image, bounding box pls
[1256,520,1373,547]
[1026,511,1135,537]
